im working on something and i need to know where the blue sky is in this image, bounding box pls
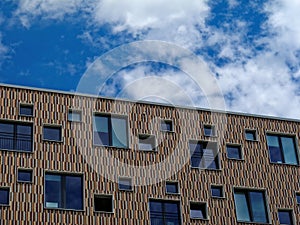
[0,0,300,118]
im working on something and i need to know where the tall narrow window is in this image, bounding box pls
[278,210,293,225]
[93,114,128,148]
[266,134,298,165]
[0,187,9,206]
[189,141,219,169]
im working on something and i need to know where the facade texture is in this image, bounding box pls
[0,84,300,224]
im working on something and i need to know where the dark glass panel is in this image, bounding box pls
[166,182,178,194]
[20,105,33,116]
[227,145,242,159]
[211,186,222,197]
[278,210,293,225]
[111,117,128,148]
[94,195,113,212]
[249,191,268,223]
[18,170,32,182]
[43,126,61,141]
[66,175,83,210]
[0,188,9,205]
[45,174,61,208]
[234,192,250,222]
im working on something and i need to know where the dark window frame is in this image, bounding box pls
[17,168,33,183]
[138,134,156,151]
[226,144,243,160]
[43,125,62,142]
[296,192,300,204]
[190,202,208,220]
[166,181,179,194]
[0,187,10,206]
[278,209,294,225]
[203,124,216,137]
[211,185,224,198]
[118,177,133,191]
[245,129,257,141]
[68,109,82,122]
[94,194,114,213]
[161,119,173,132]
[19,103,34,117]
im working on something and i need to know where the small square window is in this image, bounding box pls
[17,169,33,183]
[118,177,132,191]
[19,104,33,117]
[211,185,223,198]
[166,181,179,194]
[226,144,242,160]
[161,120,173,132]
[138,134,156,151]
[296,193,300,204]
[94,195,113,213]
[190,202,207,219]
[43,125,62,142]
[278,210,293,225]
[0,188,9,206]
[204,125,215,136]
[245,130,256,141]
[68,110,82,122]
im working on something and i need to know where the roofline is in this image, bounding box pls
[1,82,299,123]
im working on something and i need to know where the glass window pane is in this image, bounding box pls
[0,188,9,205]
[281,137,298,165]
[43,126,61,141]
[278,210,293,225]
[94,195,113,212]
[166,182,178,194]
[246,131,255,140]
[20,105,33,116]
[203,148,217,169]
[204,125,215,136]
[267,135,283,163]
[211,186,222,197]
[68,111,81,122]
[66,175,83,210]
[161,121,172,131]
[93,116,108,132]
[227,145,242,159]
[190,203,206,219]
[165,202,179,213]
[249,191,268,223]
[119,177,132,190]
[296,193,300,204]
[18,170,32,182]
[111,117,128,148]
[234,192,250,222]
[45,174,61,208]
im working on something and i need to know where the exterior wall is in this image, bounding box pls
[0,84,300,224]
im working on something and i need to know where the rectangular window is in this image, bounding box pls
[226,144,242,160]
[245,130,256,141]
[0,121,33,152]
[278,210,293,225]
[166,181,179,194]
[266,134,298,165]
[43,125,62,142]
[190,202,207,219]
[149,199,181,225]
[93,114,128,148]
[189,141,219,169]
[234,189,268,223]
[296,193,300,204]
[68,110,82,122]
[0,187,9,206]
[45,173,83,210]
[118,177,132,191]
[17,169,33,183]
[204,125,215,136]
[94,195,113,213]
[161,120,173,132]
[19,104,34,117]
[211,185,223,198]
[138,134,156,151]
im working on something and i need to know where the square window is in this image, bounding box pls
[245,130,256,141]
[68,110,82,122]
[118,177,132,191]
[161,120,173,132]
[296,193,300,204]
[43,125,62,142]
[166,181,179,194]
[278,210,293,225]
[19,104,33,117]
[190,202,207,219]
[94,195,113,213]
[17,169,33,183]
[0,188,9,206]
[211,185,223,198]
[204,125,215,136]
[226,144,242,160]
[138,134,156,151]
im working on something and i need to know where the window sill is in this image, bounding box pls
[161,130,175,133]
[245,139,259,142]
[211,196,226,199]
[237,220,270,224]
[166,192,180,195]
[94,211,114,214]
[19,114,34,118]
[269,162,299,167]
[227,158,245,161]
[191,167,222,171]
[93,144,130,150]
[190,217,209,221]
[0,148,33,154]
[0,204,9,207]
[138,149,157,152]
[44,207,85,212]
[17,180,33,184]
[118,189,134,192]
[43,139,63,143]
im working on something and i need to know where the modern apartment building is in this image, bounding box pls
[0,83,299,224]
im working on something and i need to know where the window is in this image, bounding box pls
[45,173,83,210]
[234,189,268,223]
[245,130,256,141]
[161,120,173,132]
[296,193,300,204]
[138,134,156,151]
[68,110,82,122]
[118,177,132,191]
[94,195,113,213]
[204,125,215,136]
[19,104,33,117]
[43,125,62,142]
[190,202,207,219]
[211,185,223,198]
[189,141,219,169]
[0,121,33,152]
[278,210,293,225]
[149,199,181,225]
[266,134,298,165]
[17,169,32,183]
[226,144,242,160]
[93,114,128,148]
[0,187,9,206]
[166,181,179,194]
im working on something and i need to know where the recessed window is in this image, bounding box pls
[138,134,156,151]
[17,169,33,183]
[68,110,82,122]
[211,185,223,198]
[190,202,207,219]
[45,173,83,210]
[245,130,256,141]
[266,134,298,165]
[296,193,300,204]
[118,177,132,191]
[166,181,179,194]
[234,189,268,223]
[0,187,9,206]
[19,104,33,117]
[161,120,173,132]
[204,125,215,137]
[226,144,242,160]
[0,121,33,152]
[189,141,219,170]
[43,125,62,142]
[149,199,181,225]
[94,195,113,213]
[278,209,293,225]
[93,114,128,148]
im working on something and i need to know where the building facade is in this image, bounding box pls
[0,83,300,224]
